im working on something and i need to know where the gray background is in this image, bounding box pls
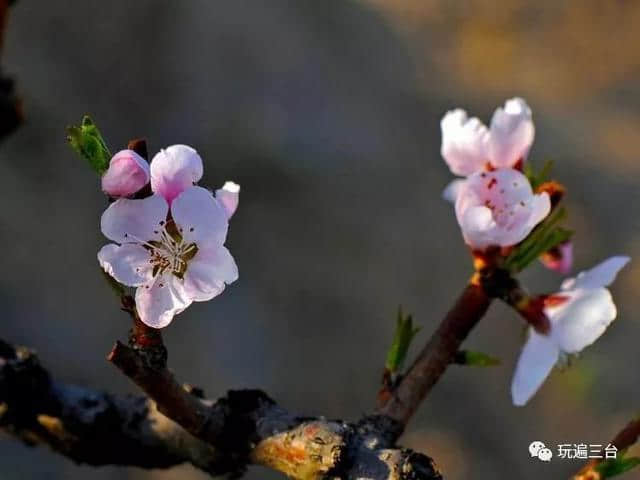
[1,1,639,479]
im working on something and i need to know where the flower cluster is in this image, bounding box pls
[98,145,239,328]
[440,99,630,405]
[441,98,551,251]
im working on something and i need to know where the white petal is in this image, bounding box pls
[549,288,617,354]
[97,243,153,287]
[488,97,535,168]
[171,186,228,247]
[135,275,192,328]
[563,256,630,291]
[215,181,240,218]
[150,145,204,204]
[455,169,547,249]
[101,194,168,244]
[511,330,559,406]
[183,246,238,302]
[440,109,490,176]
[442,179,466,204]
[458,205,497,249]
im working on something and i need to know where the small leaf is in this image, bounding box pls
[66,115,111,174]
[505,207,573,273]
[385,307,420,374]
[524,159,554,190]
[596,456,640,478]
[455,350,501,367]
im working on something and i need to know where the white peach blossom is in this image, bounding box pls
[511,256,630,406]
[441,98,534,203]
[454,169,550,250]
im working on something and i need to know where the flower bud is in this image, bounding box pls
[102,150,150,197]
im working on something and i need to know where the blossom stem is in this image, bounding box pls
[376,280,492,426]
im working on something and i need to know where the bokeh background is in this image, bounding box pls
[1,1,639,479]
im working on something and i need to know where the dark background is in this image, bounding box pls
[1,1,639,479]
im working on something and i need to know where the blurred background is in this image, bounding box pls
[1,1,639,478]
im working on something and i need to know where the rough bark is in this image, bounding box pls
[1,338,442,479]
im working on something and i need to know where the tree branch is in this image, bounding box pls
[0,0,22,141]
[573,416,640,480]
[0,338,223,474]
[1,335,442,479]
[376,281,491,425]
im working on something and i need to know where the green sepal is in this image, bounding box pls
[524,159,554,190]
[505,206,573,273]
[66,116,111,175]
[596,456,640,478]
[385,307,420,374]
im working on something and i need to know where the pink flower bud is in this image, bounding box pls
[540,241,573,275]
[102,150,150,197]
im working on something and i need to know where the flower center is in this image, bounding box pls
[148,221,198,278]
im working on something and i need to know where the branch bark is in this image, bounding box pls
[1,337,442,479]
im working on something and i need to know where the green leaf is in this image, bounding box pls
[455,350,501,367]
[524,159,554,190]
[505,207,573,273]
[66,116,111,174]
[385,307,420,373]
[596,456,640,478]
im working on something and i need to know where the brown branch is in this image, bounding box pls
[0,0,22,141]
[108,340,442,479]
[0,338,223,474]
[573,417,640,480]
[1,335,442,479]
[376,281,492,425]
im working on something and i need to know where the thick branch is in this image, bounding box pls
[0,336,442,479]
[0,339,223,474]
[108,340,442,479]
[376,282,491,426]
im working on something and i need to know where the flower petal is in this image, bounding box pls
[98,243,153,287]
[455,169,548,249]
[442,179,466,204]
[440,109,490,176]
[511,330,559,406]
[101,150,150,197]
[562,256,630,291]
[488,97,535,168]
[215,181,240,218]
[183,246,238,302]
[548,288,617,354]
[135,274,192,328]
[171,186,228,247]
[101,194,168,244]
[150,145,203,204]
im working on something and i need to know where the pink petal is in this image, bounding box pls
[135,274,192,328]
[440,109,490,176]
[150,145,203,204]
[215,181,240,218]
[101,150,150,197]
[183,245,238,301]
[488,97,535,168]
